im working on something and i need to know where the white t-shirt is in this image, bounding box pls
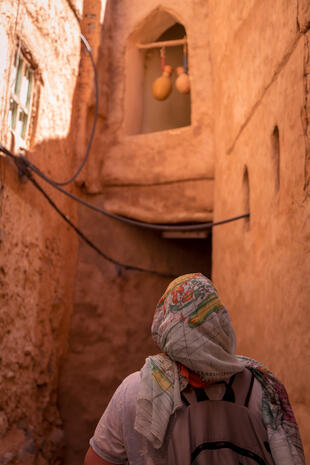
[90,371,263,465]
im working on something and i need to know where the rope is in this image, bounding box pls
[183,41,188,74]
[160,47,165,72]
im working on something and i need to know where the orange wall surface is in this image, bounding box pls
[1,1,309,464]
[210,1,310,460]
[61,1,310,464]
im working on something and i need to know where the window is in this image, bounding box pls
[8,50,34,150]
[124,10,191,135]
[140,24,191,135]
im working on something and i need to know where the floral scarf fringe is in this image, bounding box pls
[239,356,305,465]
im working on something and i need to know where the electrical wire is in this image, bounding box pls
[29,33,99,186]
[0,28,249,232]
[0,29,250,239]
[0,26,250,276]
[23,156,250,230]
[0,143,250,231]
[11,155,177,277]
[0,148,250,276]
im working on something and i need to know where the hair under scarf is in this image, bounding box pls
[134,273,305,465]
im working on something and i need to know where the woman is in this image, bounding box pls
[84,273,305,465]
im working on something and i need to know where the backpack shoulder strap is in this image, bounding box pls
[244,369,255,407]
[180,368,255,406]
[181,386,210,405]
[231,368,255,407]
[194,388,210,402]
[220,374,236,403]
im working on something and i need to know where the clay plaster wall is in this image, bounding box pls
[58,0,310,463]
[0,1,81,463]
[209,0,310,460]
[78,0,215,223]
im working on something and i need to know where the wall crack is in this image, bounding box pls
[103,176,214,188]
[227,33,302,155]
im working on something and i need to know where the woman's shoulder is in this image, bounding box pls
[121,371,141,390]
[117,371,141,405]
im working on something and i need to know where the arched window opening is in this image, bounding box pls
[243,165,250,231]
[272,125,280,193]
[141,23,191,134]
[124,11,191,135]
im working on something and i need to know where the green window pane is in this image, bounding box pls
[21,112,28,139]
[26,69,33,109]
[16,108,24,138]
[14,55,23,96]
[10,51,34,143]
[11,53,18,93]
[8,98,18,130]
[20,65,29,107]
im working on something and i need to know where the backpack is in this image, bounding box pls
[168,368,275,465]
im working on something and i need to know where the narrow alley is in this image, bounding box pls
[0,1,309,464]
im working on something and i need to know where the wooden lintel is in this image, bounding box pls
[136,38,187,50]
[162,230,209,239]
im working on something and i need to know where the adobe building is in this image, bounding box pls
[0,0,309,464]
[0,0,86,463]
[62,1,310,463]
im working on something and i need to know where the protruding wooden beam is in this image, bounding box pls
[136,38,187,50]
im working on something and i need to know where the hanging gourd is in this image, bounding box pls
[152,47,173,101]
[175,42,190,94]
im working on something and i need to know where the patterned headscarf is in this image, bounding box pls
[134,273,305,465]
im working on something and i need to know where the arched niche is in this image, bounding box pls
[243,165,250,231]
[124,8,191,135]
[272,125,280,193]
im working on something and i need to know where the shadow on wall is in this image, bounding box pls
[0,7,103,459]
[0,134,82,463]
